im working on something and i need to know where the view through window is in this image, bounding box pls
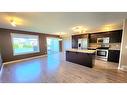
[11,33,40,55]
[47,37,59,54]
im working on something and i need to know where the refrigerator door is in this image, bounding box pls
[81,38,88,49]
[78,39,82,49]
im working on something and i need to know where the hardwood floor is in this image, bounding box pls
[0,53,127,83]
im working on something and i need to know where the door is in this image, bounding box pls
[47,37,60,54]
[108,50,120,63]
[96,50,108,58]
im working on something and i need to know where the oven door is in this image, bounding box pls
[96,49,108,58]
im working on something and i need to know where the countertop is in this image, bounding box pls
[109,48,120,50]
[89,43,121,50]
[66,49,96,54]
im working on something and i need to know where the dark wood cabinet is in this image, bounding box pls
[109,30,122,43]
[72,35,78,48]
[89,32,110,43]
[66,51,95,68]
[90,38,96,43]
[72,30,123,47]
[89,30,122,43]
[89,34,97,43]
[108,50,120,63]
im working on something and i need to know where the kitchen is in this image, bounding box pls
[0,12,127,83]
[1,1,127,95]
[66,29,122,68]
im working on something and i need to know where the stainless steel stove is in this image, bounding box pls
[96,47,109,61]
[96,37,110,61]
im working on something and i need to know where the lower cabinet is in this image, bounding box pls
[108,50,120,63]
[66,51,95,68]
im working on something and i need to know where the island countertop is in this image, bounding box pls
[66,49,96,54]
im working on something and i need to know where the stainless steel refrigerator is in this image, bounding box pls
[78,38,88,49]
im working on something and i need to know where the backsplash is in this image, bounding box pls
[109,43,121,50]
[89,43,100,49]
[89,43,121,50]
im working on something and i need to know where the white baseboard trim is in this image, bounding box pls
[3,54,47,65]
[118,65,127,71]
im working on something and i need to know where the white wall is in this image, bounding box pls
[62,35,72,52]
[119,19,127,70]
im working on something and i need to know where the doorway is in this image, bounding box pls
[46,37,60,54]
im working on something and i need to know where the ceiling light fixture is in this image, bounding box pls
[72,26,87,33]
[10,19,16,27]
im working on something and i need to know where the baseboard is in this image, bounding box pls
[118,65,127,71]
[3,54,47,65]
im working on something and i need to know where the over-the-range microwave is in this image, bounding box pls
[97,37,109,44]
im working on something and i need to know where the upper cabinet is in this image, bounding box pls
[89,34,97,43]
[89,32,110,43]
[72,35,78,48]
[89,30,123,43]
[109,30,123,43]
[72,30,123,48]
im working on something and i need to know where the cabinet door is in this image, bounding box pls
[89,30,122,43]
[90,37,97,43]
[108,50,120,63]
[66,51,78,63]
[77,53,93,67]
[80,34,89,38]
[109,30,122,43]
[89,34,97,43]
[89,32,106,43]
[72,36,78,48]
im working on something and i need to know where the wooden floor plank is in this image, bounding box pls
[0,53,127,83]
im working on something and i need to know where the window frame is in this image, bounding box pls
[11,33,40,56]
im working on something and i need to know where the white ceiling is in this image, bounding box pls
[0,12,127,35]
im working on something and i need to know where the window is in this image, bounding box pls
[11,33,40,55]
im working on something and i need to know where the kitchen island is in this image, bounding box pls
[66,49,96,68]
